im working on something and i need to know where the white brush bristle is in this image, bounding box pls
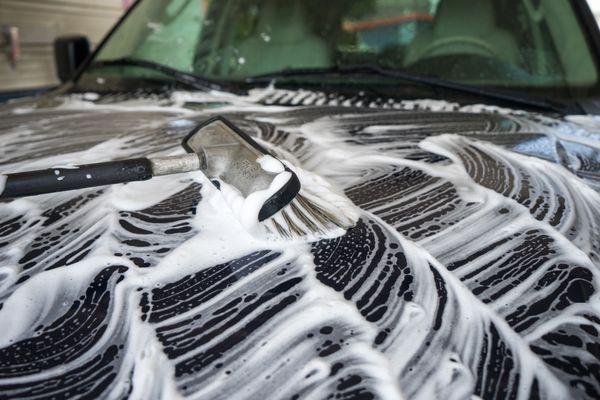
[262,165,360,240]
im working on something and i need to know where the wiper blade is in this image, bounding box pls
[246,64,576,114]
[88,57,230,92]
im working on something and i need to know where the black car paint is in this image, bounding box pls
[0,89,598,398]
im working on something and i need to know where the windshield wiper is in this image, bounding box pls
[246,64,577,114]
[87,57,230,92]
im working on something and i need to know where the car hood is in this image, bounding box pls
[0,88,599,400]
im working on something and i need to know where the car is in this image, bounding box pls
[0,0,599,399]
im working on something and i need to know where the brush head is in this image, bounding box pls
[262,164,361,240]
[183,116,301,221]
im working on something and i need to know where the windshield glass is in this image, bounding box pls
[86,0,600,98]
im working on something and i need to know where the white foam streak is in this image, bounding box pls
[0,90,599,399]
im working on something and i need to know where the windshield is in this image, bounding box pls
[84,0,600,99]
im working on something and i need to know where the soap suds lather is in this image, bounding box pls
[0,89,598,399]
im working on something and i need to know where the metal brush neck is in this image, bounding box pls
[148,154,201,176]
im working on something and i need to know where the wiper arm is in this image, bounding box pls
[246,64,576,114]
[87,57,230,92]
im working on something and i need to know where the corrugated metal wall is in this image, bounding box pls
[0,0,123,91]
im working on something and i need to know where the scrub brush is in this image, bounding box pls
[0,116,359,240]
[188,117,359,240]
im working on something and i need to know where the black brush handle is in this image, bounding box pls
[1,158,153,199]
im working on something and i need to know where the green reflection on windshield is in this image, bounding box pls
[92,0,600,97]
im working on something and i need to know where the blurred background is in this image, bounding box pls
[0,0,132,100]
[0,0,599,100]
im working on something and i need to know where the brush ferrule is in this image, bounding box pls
[149,154,201,176]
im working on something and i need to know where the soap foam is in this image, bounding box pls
[0,89,598,399]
